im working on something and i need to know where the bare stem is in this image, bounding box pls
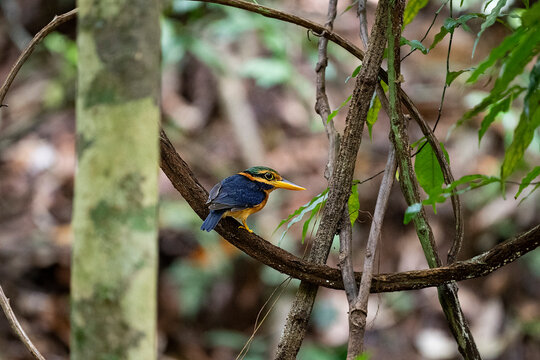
[0,286,46,360]
[0,9,78,106]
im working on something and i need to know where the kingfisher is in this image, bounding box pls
[200,166,306,233]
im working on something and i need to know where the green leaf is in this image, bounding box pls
[524,59,540,120]
[404,174,501,223]
[403,0,430,27]
[341,0,359,15]
[491,30,540,98]
[401,37,429,54]
[348,184,360,226]
[429,14,482,51]
[414,141,445,196]
[328,95,352,123]
[478,95,513,142]
[467,28,525,84]
[515,166,540,198]
[355,352,371,360]
[473,0,508,58]
[275,189,328,242]
[346,65,362,83]
[404,203,422,224]
[460,85,524,125]
[446,69,471,86]
[501,111,538,181]
[301,202,322,244]
[367,93,382,139]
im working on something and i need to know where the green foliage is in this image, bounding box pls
[429,14,481,51]
[472,0,508,57]
[328,95,352,123]
[403,0,430,27]
[367,92,382,139]
[413,141,449,212]
[401,37,428,54]
[459,3,540,187]
[404,175,501,224]
[478,94,513,142]
[348,183,360,226]
[275,189,328,243]
[345,64,362,83]
[277,182,362,242]
[445,69,471,86]
[515,166,540,200]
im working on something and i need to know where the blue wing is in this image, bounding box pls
[207,174,266,211]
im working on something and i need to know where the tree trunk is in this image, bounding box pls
[71,0,160,359]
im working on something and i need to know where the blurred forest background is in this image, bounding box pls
[0,0,539,359]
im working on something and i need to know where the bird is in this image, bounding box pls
[201,166,306,233]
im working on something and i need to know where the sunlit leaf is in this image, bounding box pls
[501,111,538,182]
[301,202,322,244]
[459,85,524,126]
[404,174,501,223]
[401,37,429,54]
[467,28,525,84]
[346,65,362,83]
[472,0,508,58]
[367,93,382,139]
[446,69,471,86]
[429,14,481,51]
[414,141,447,197]
[275,189,328,242]
[490,30,540,98]
[403,0,430,27]
[515,166,540,198]
[348,183,360,226]
[404,203,422,224]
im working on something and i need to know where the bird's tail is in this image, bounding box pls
[200,210,226,232]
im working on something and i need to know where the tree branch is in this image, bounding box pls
[385,2,480,358]
[314,0,340,181]
[0,9,78,106]
[160,129,540,292]
[0,286,46,360]
[195,0,465,266]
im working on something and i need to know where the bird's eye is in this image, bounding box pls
[264,172,273,180]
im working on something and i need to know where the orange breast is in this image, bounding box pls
[225,190,271,221]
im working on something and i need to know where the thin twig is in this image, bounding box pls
[339,206,357,305]
[0,4,531,297]
[348,147,396,358]
[432,0,454,134]
[314,0,340,180]
[357,0,369,48]
[275,0,391,356]
[0,9,78,107]
[0,286,46,360]
[401,0,449,62]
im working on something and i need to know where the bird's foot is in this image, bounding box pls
[238,225,254,233]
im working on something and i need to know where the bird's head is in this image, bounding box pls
[240,166,306,191]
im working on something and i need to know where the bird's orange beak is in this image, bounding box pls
[273,179,306,191]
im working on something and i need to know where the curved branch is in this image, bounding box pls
[0,9,78,106]
[196,0,464,265]
[159,129,540,293]
[0,286,46,360]
[0,3,537,296]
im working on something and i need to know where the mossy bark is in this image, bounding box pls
[71,1,160,359]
